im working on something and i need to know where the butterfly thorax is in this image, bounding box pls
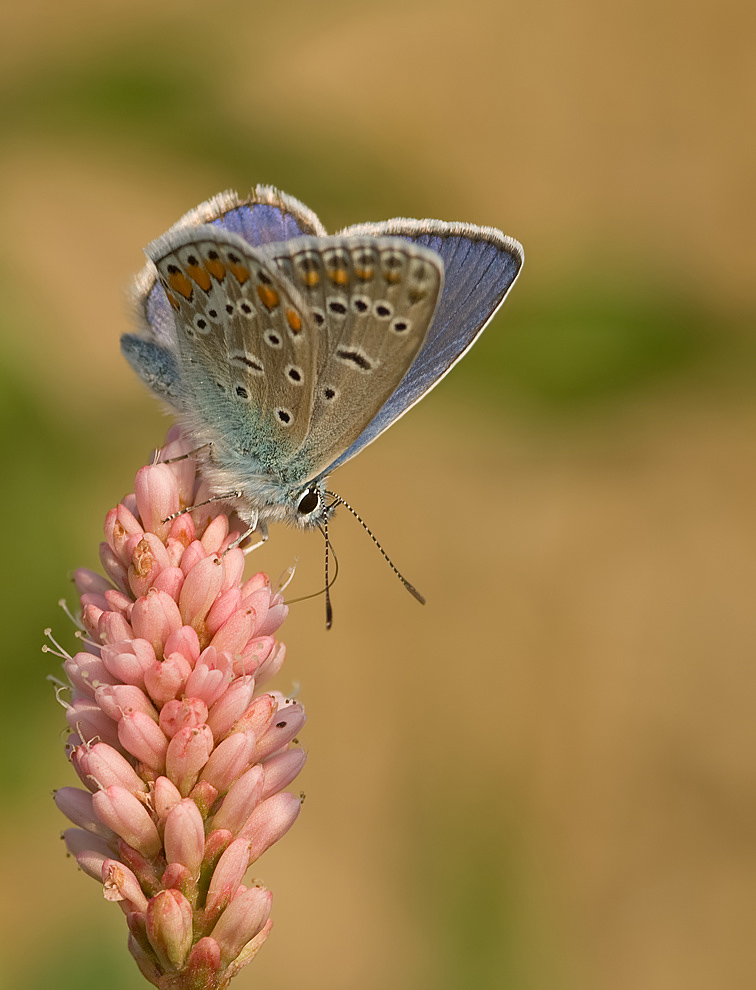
[197,441,330,530]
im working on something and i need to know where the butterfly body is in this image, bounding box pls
[123,187,523,534]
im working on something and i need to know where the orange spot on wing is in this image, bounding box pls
[228,262,250,284]
[286,308,302,333]
[186,263,211,291]
[257,285,280,309]
[166,290,180,310]
[204,256,226,280]
[168,271,193,299]
[384,271,402,284]
[328,268,349,286]
[303,270,320,287]
[354,267,374,281]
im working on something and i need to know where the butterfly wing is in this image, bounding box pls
[262,235,444,481]
[320,219,524,473]
[126,187,326,378]
[144,224,320,474]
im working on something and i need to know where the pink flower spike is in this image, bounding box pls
[163,798,205,876]
[205,837,252,922]
[256,600,288,637]
[117,710,169,771]
[53,430,305,987]
[211,885,273,966]
[146,888,193,971]
[92,784,162,858]
[135,463,180,541]
[210,765,265,835]
[103,859,150,914]
[241,792,303,864]
[165,725,214,796]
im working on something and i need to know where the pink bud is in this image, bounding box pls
[165,725,214,796]
[100,638,156,685]
[98,543,129,593]
[92,785,161,858]
[205,837,251,921]
[210,765,264,835]
[131,589,182,658]
[54,786,114,840]
[164,798,205,876]
[66,698,120,749]
[236,636,277,678]
[163,624,201,665]
[206,677,255,741]
[71,741,148,794]
[210,607,255,657]
[153,775,182,821]
[128,533,171,598]
[105,502,144,563]
[64,652,116,699]
[184,650,234,708]
[99,609,135,645]
[73,568,114,597]
[253,701,306,761]
[211,885,272,965]
[179,539,207,576]
[94,684,158,723]
[179,555,225,629]
[135,463,180,540]
[159,698,209,738]
[182,937,222,987]
[200,512,229,554]
[63,828,114,880]
[118,710,168,771]
[151,565,185,600]
[229,692,276,737]
[239,791,303,863]
[102,859,149,914]
[200,731,256,794]
[146,888,193,970]
[205,587,242,635]
[143,652,192,707]
[261,748,307,800]
[219,548,245,591]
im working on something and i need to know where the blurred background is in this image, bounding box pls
[2,1,755,988]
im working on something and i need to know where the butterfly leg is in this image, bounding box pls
[163,490,243,523]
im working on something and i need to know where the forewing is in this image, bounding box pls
[324,219,524,472]
[132,186,327,350]
[265,235,444,479]
[147,225,319,468]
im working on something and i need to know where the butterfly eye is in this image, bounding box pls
[297,488,321,516]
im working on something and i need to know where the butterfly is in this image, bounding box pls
[123,186,523,562]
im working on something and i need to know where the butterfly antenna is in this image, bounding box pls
[326,492,426,605]
[322,514,334,629]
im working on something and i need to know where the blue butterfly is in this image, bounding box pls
[122,186,523,555]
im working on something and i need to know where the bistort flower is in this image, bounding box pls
[50,427,306,989]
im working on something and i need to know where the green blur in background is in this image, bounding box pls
[2,2,755,988]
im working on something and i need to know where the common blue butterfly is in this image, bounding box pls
[122,186,523,551]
